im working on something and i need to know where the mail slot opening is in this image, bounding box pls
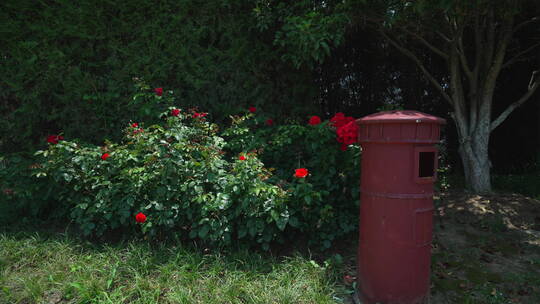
[418,152,435,178]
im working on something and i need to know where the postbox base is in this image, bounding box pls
[354,289,430,304]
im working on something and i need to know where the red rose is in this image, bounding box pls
[135,212,147,223]
[265,119,274,126]
[47,135,63,144]
[171,108,181,117]
[239,155,246,161]
[193,112,208,118]
[329,112,345,127]
[101,153,110,160]
[330,112,354,129]
[249,106,256,113]
[133,128,143,134]
[294,168,309,178]
[154,87,163,96]
[308,116,321,125]
[131,123,139,128]
[47,135,57,144]
[336,121,359,150]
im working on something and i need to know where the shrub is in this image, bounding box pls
[34,86,362,249]
[35,108,290,249]
[222,112,361,248]
[0,154,64,225]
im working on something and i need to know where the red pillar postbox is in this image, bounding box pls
[355,110,446,304]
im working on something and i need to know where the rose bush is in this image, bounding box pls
[35,107,290,249]
[222,112,361,248]
[34,82,361,249]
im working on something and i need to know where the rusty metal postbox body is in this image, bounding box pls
[355,110,445,304]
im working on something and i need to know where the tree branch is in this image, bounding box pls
[436,31,451,43]
[469,5,482,134]
[400,27,449,60]
[484,14,514,97]
[491,71,540,131]
[456,26,473,79]
[502,42,540,69]
[513,17,539,34]
[483,8,496,78]
[449,43,469,136]
[379,30,454,106]
[473,4,482,77]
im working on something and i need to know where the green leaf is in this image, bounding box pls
[275,216,288,231]
[198,225,210,239]
[248,222,258,237]
[238,226,247,238]
[322,240,331,249]
[288,216,300,228]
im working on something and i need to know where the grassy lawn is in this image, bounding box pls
[2,190,540,304]
[0,230,351,304]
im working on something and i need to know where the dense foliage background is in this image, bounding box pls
[1,0,539,245]
[0,0,318,152]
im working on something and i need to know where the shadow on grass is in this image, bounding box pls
[431,190,540,304]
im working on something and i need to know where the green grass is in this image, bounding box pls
[0,231,350,304]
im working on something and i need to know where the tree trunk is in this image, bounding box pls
[537,91,540,164]
[458,132,492,193]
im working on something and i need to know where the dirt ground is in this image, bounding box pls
[429,190,540,303]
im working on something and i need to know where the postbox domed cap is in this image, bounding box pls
[356,110,446,125]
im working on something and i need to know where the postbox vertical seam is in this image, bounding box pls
[433,150,439,182]
[414,146,419,184]
[366,124,369,140]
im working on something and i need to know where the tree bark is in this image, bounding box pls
[458,123,492,193]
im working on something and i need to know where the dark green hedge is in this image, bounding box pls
[0,0,317,153]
